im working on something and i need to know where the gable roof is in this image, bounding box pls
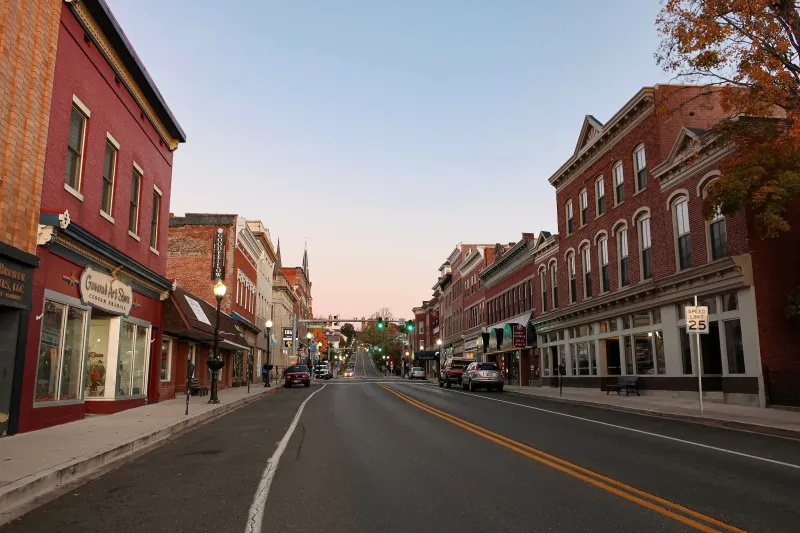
[574,115,604,155]
[163,285,248,346]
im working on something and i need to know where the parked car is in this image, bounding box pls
[408,367,426,380]
[284,365,310,388]
[438,357,472,388]
[314,365,333,380]
[461,362,504,392]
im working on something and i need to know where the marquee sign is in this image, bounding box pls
[211,228,226,281]
[79,267,133,316]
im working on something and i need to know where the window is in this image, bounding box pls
[580,189,588,225]
[596,178,605,216]
[129,166,142,235]
[709,203,728,260]
[638,217,652,280]
[618,228,629,287]
[65,105,87,192]
[674,198,691,270]
[634,145,646,191]
[101,139,118,216]
[566,200,574,234]
[581,245,592,298]
[613,162,624,204]
[540,268,548,313]
[568,252,576,304]
[550,264,558,308]
[160,338,172,381]
[680,327,693,374]
[598,237,609,293]
[150,187,162,251]
[725,319,745,374]
[418,321,424,334]
[35,298,88,403]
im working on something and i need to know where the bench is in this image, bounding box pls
[189,378,209,396]
[605,376,640,396]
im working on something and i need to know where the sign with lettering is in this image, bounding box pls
[685,306,709,334]
[512,324,527,348]
[282,328,293,341]
[211,228,226,281]
[0,260,30,309]
[80,267,133,316]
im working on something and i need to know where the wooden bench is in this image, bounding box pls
[189,378,209,397]
[605,376,640,396]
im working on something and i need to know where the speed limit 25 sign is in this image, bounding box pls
[685,306,709,334]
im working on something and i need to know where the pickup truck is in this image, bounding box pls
[438,357,473,388]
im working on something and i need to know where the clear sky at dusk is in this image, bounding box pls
[107,0,668,321]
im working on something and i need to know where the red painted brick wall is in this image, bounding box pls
[484,260,536,326]
[41,5,174,276]
[232,247,257,323]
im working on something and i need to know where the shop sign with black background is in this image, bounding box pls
[211,228,226,281]
[0,257,33,310]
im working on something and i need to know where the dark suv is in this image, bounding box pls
[438,357,473,388]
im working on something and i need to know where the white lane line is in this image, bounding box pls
[396,383,800,471]
[245,384,327,533]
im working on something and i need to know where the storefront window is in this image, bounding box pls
[722,293,738,312]
[724,320,745,374]
[579,325,589,337]
[679,327,692,374]
[653,331,665,374]
[699,296,718,315]
[635,334,653,374]
[117,321,150,397]
[569,345,578,375]
[576,342,589,375]
[558,330,565,341]
[624,336,633,375]
[86,318,111,397]
[35,300,88,403]
[700,322,723,374]
[652,308,661,324]
[608,319,618,332]
[622,316,631,330]
[589,341,597,376]
[160,339,172,381]
[543,351,550,376]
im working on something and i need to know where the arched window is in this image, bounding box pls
[567,252,577,304]
[672,196,692,270]
[580,244,592,298]
[549,260,559,309]
[579,188,589,226]
[702,179,728,261]
[613,161,624,204]
[566,200,574,235]
[539,266,548,313]
[616,226,630,287]
[595,176,605,216]
[636,213,652,280]
[598,236,609,293]
[634,144,647,192]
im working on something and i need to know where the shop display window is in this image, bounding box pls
[86,318,111,397]
[35,299,88,403]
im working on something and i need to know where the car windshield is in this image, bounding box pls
[287,366,307,373]
[412,367,423,371]
[478,363,499,371]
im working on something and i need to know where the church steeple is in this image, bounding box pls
[273,238,282,275]
[302,241,309,279]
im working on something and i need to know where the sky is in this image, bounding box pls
[107,0,669,321]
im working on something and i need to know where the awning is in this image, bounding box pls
[220,338,249,351]
[231,311,260,332]
[489,311,534,333]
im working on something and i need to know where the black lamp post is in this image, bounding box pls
[207,279,227,404]
[264,319,273,387]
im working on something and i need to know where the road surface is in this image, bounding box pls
[3,375,799,532]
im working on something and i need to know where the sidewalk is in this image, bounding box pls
[504,384,800,438]
[0,385,282,523]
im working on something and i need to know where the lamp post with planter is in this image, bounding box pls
[264,319,273,387]
[207,279,227,404]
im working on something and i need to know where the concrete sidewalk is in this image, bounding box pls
[0,385,282,523]
[504,384,800,438]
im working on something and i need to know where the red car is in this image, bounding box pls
[284,365,311,388]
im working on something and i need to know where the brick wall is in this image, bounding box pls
[232,247,257,323]
[41,4,174,275]
[0,0,61,253]
[167,223,234,310]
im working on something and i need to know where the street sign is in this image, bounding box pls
[307,324,325,329]
[685,306,709,334]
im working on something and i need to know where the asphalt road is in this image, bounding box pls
[3,375,799,533]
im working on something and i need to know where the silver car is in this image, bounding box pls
[408,367,426,380]
[461,362,504,392]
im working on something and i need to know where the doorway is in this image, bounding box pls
[605,338,621,375]
[0,308,21,436]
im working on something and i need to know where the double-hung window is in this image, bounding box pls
[568,253,576,304]
[129,165,142,235]
[599,237,609,293]
[613,162,624,204]
[634,146,647,191]
[65,104,88,193]
[101,136,119,217]
[581,245,592,298]
[596,178,605,216]
[618,229,630,287]
[639,217,652,280]
[566,201,574,235]
[675,199,692,270]
[580,189,588,225]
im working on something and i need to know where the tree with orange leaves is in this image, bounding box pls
[312,328,328,358]
[657,0,800,237]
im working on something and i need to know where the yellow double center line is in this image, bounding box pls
[380,384,747,533]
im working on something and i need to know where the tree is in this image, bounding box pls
[312,328,328,357]
[656,0,800,237]
[340,323,355,346]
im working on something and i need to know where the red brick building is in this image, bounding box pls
[20,0,186,432]
[167,214,264,385]
[531,85,800,407]
[278,247,312,360]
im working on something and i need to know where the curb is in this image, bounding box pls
[0,386,283,524]
[505,389,800,440]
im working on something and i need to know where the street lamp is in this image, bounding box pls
[435,339,443,381]
[264,319,273,387]
[207,279,227,404]
[306,332,314,374]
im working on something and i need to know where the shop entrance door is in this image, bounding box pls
[0,308,21,436]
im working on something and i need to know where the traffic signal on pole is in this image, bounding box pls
[377,317,384,329]
[406,321,414,332]
[378,347,383,353]
[328,314,333,326]
[334,315,339,326]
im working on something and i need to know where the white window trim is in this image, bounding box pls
[106,131,120,150]
[133,160,144,175]
[128,230,141,242]
[595,176,605,217]
[581,245,592,299]
[101,137,118,217]
[613,162,624,205]
[633,144,647,193]
[149,246,160,256]
[637,216,652,281]
[64,182,84,201]
[671,196,691,272]
[66,99,89,194]
[72,94,91,117]
[129,165,143,236]
[617,228,629,288]
[100,210,115,224]
[579,188,588,226]
[150,185,162,254]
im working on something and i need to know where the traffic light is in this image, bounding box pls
[406,321,415,332]
[328,314,333,326]
[377,317,384,329]
[378,347,383,353]
[334,315,339,326]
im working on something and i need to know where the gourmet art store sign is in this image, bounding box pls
[80,267,133,315]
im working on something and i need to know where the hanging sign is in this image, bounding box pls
[80,267,133,315]
[512,324,527,348]
[211,228,226,280]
